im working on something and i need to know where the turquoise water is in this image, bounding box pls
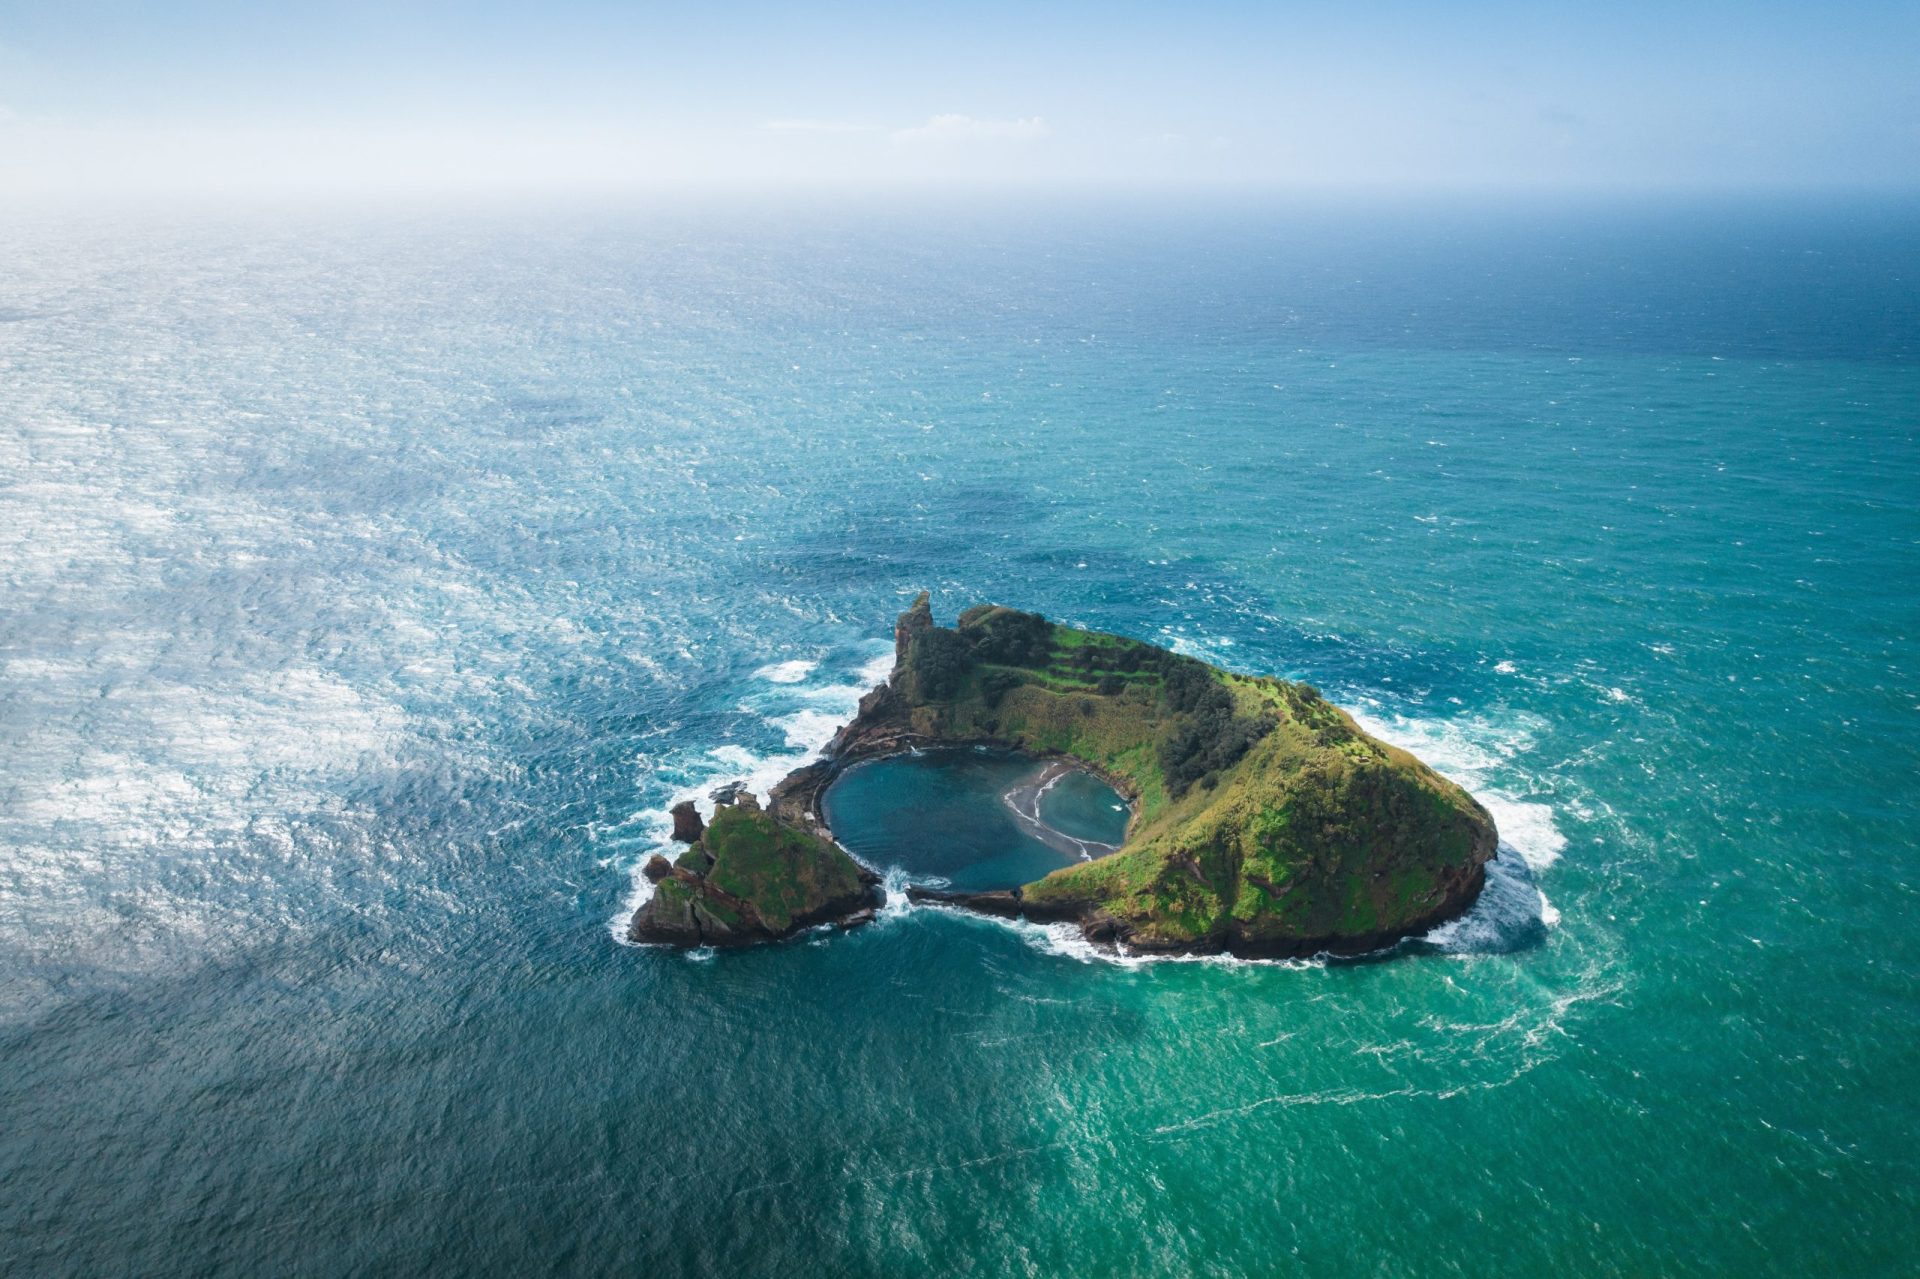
[1036,770,1130,848]
[822,750,1126,890]
[0,197,1915,1275]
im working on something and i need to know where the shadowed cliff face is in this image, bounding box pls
[894,590,933,670]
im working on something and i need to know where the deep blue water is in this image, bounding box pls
[0,195,1915,1275]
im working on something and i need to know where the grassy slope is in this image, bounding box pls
[907,610,1492,948]
[688,804,867,933]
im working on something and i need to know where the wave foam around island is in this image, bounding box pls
[753,659,818,684]
[1347,704,1565,955]
[607,648,893,942]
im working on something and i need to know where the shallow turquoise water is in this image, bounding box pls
[0,196,1915,1275]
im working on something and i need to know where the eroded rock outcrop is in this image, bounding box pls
[669,801,704,844]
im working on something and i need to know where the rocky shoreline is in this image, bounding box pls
[903,863,1489,960]
[627,787,883,947]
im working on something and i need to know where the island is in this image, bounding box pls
[630,593,1497,957]
[630,787,883,947]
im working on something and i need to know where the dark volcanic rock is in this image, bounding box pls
[642,854,673,883]
[767,759,837,831]
[634,877,704,946]
[669,801,704,844]
[905,885,1025,918]
[894,590,933,668]
[905,885,1089,926]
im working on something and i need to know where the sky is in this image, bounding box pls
[0,0,1915,200]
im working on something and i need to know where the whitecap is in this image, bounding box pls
[854,650,895,686]
[1486,799,1567,871]
[771,708,850,753]
[1009,916,1311,969]
[609,644,892,940]
[873,867,916,925]
[1166,633,1237,666]
[753,659,817,684]
[1346,704,1568,953]
[1415,855,1553,956]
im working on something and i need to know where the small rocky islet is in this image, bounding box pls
[629,594,1498,957]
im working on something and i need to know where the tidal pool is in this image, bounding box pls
[820,749,1130,891]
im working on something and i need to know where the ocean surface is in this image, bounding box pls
[1,194,1915,1275]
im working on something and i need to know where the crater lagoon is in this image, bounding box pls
[822,748,1130,892]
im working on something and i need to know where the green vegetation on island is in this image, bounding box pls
[632,592,1496,958]
[875,593,1496,955]
[628,794,880,946]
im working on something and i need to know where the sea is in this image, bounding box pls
[1,193,1915,1275]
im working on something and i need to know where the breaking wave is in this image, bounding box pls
[607,648,893,940]
[1347,703,1565,955]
